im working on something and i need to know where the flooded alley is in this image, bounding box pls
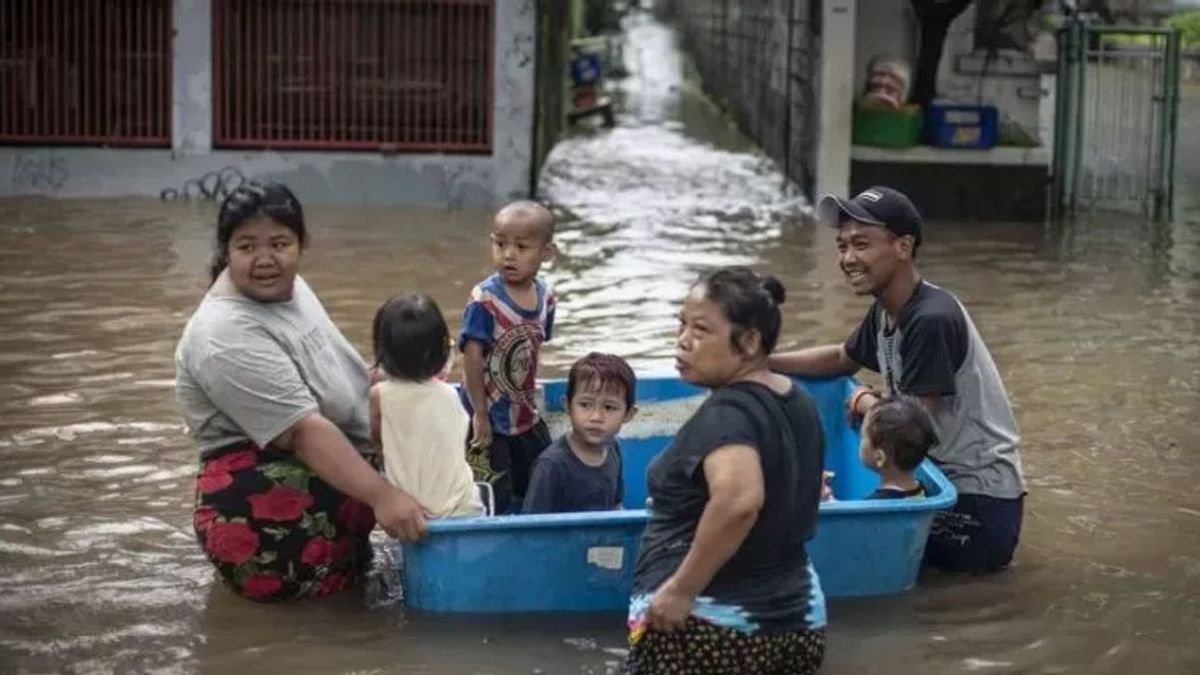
[1,9,1199,675]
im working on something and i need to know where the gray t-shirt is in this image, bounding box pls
[175,274,372,457]
[844,281,1026,499]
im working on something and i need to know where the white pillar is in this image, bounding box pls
[172,0,213,154]
[492,0,537,203]
[816,0,856,199]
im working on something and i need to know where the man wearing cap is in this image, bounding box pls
[769,186,1027,574]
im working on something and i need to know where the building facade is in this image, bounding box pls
[1,0,538,207]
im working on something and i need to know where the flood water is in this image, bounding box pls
[2,12,1200,675]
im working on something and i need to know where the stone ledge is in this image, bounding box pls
[851,144,1051,167]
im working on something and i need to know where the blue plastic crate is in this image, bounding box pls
[925,104,998,149]
[401,373,957,612]
[570,53,603,87]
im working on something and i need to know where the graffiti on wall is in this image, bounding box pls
[159,166,249,201]
[11,153,70,194]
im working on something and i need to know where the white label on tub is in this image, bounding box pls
[587,546,625,570]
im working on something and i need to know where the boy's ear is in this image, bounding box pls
[623,405,638,423]
[873,449,887,469]
[542,240,558,262]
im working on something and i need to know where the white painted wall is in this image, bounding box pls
[851,0,1043,142]
[817,0,858,198]
[937,6,1042,137]
[853,0,916,98]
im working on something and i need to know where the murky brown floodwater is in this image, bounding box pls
[2,12,1199,675]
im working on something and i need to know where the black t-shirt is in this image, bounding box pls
[522,435,624,514]
[631,381,825,632]
[843,280,969,396]
[867,484,926,500]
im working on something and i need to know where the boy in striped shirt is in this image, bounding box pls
[460,201,557,514]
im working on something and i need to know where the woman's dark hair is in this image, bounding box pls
[372,293,451,381]
[209,182,306,284]
[865,396,939,471]
[694,266,787,357]
[567,352,637,409]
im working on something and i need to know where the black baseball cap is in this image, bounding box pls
[817,186,923,247]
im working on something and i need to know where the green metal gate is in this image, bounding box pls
[1053,22,1182,220]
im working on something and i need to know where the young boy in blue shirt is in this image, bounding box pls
[523,353,637,514]
[460,201,557,514]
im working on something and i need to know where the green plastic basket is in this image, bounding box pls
[852,104,923,149]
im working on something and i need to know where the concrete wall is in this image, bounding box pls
[660,0,822,198]
[1,0,537,207]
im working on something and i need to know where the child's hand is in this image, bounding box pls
[470,413,493,450]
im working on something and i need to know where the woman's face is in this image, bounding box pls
[674,284,749,388]
[226,216,302,303]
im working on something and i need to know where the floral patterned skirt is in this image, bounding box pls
[626,617,825,675]
[192,442,377,601]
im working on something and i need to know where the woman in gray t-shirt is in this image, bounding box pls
[175,183,426,601]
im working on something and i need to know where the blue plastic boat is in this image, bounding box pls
[399,374,957,613]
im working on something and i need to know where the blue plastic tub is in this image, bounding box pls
[400,374,957,613]
[925,104,998,149]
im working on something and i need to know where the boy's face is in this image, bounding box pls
[490,216,553,286]
[858,415,888,473]
[835,220,911,297]
[567,381,635,449]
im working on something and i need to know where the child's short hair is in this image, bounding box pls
[864,395,939,471]
[566,353,636,409]
[493,200,556,242]
[372,293,451,381]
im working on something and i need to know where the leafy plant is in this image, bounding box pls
[1168,11,1200,48]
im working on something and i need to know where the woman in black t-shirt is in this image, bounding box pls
[626,267,827,675]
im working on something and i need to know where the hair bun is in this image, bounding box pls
[762,275,786,305]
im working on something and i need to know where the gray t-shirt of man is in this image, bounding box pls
[175,275,372,457]
[844,281,1026,499]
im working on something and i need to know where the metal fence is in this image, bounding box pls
[1054,23,1181,219]
[213,0,494,153]
[657,0,820,196]
[0,0,172,147]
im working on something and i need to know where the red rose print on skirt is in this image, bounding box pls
[337,499,376,533]
[317,571,348,597]
[207,450,257,475]
[248,485,314,522]
[205,522,260,565]
[301,537,335,567]
[331,535,354,564]
[241,574,283,600]
[193,506,220,534]
[197,470,233,494]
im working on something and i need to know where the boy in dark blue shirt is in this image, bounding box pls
[859,395,938,499]
[523,353,636,514]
